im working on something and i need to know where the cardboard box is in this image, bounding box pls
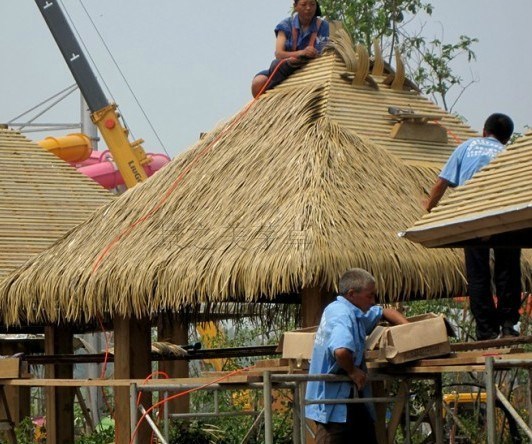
[278,326,317,361]
[0,358,21,379]
[366,313,451,364]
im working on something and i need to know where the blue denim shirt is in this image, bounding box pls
[274,14,329,53]
[440,137,504,187]
[305,297,382,424]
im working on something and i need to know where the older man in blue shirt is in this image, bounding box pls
[305,268,408,443]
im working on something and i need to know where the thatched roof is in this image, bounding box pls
[0,128,112,279]
[275,29,478,167]
[0,75,471,325]
[402,131,532,248]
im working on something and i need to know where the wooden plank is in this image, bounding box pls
[367,348,519,366]
[0,376,251,387]
[418,355,498,366]
[371,365,486,374]
[451,336,532,352]
[254,358,290,368]
[390,121,448,143]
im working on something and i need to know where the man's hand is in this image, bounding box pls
[348,367,367,391]
[424,178,450,212]
[334,348,367,391]
[299,46,318,59]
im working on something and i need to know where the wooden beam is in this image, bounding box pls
[158,314,189,414]
[114,317,152,444]
[300,287,334,328]
[387,381,408,443]
[44,325,74,444]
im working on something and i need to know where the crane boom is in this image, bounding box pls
[35,0,149,188]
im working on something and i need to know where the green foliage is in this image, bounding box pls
[75,425,115,444]
[169,420,227,444]
[183,319,294,443]
[319,0,477,110]
[404,34,478,110]
[14,417,40,444]
[320,0,432,50]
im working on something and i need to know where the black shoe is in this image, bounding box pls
[477,331,499,341]
[501,327,519,338]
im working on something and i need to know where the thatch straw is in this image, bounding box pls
[0,128,112,279]
[0,84,468,326]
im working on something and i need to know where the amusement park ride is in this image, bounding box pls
[33,0,169,190]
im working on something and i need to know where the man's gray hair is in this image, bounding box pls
[339,268,375,294]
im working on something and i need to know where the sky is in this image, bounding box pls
[1,1,531,158]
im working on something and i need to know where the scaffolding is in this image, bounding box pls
[0,353,531,443]
[127,354,532,444]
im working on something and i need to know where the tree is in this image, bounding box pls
[320,0,478,111]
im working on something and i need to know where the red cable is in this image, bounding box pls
[92,59,289,273]
[129,365,255,444]
[433,120,462,145]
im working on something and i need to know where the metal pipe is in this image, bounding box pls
[404,381,411,444]
[129,383,138,444]
[305,397,396,405]
[292,381,301,444]
[528,369,532,434]
[486,357,496,444]
[240,409,264,444]
[163,390,169,443]
[264,371,273,444]
[299,382,307,444]
[139,404,168,444]
[495,387,532,440]
[492,359,532,369]
[169,411,259,419]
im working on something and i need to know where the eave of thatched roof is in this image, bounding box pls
[0,83,469,326]
[0,128,112,279]
[402,131,532,248]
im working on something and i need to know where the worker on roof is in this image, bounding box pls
[251,0,329,98]
[424,113,521,341]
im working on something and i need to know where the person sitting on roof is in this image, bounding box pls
[251,0,329,98]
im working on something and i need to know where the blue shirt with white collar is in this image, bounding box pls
[439,136,504,187]
[305,297,382,424]
[274,14,329,53]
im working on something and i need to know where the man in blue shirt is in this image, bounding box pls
[305,268,408,443]
[424,113,521,340]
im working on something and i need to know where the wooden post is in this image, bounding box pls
[44,325,74,444]
[372,381,388,444]
[0,341,30,424]
[300,287,333,328]
[158,313,189,414]
[114,316,152,444]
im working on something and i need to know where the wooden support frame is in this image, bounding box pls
[114,316,152,444]
[300,287,334,328]
[158,313,190,414]
[0,341,30,425]
[44,325,74,444]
